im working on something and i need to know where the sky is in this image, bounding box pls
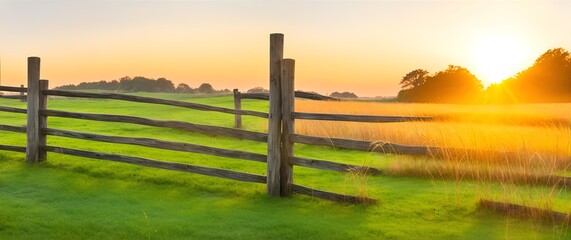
[1,0,570,97]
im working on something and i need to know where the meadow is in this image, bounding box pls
[0,94,569,239]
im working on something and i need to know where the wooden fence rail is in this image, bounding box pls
[0,124,27,133]
[42,109,268,142]
[0,95,26,100]
[292,184,376,204]
[0,86,27,92]
[236,90,338,101]
[43,89,269,118]
[42,146,267,183]
[0,144,26,153]
[44,128,267,163]
[292,156,382,175]
[0,106,27,114]
[293,112,432,123]
[231,90,337,129]
[290,134,439,155]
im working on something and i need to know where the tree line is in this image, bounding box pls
[398,48,571,103]
[55,76,231,94]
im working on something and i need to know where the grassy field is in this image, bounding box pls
[0,94,570,239]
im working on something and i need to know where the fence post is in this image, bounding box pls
[280,59,295,196]
[267,33,284,196]
[25,57,40,163]
[20,85,26,102]
[38,80,49,162]
[233,89,242,129]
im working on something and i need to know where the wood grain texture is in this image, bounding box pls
[42,89,268,118]
[0,106,27,114]
[294,91,338,101]
[293,112,432,123]
[42,145,267,184]
[239,91,337,101]
[240,92,269,100]
[267,33,284,196]
[280,59,295,196]
[26,57,40,163]
[0,144,26,153]
[0,95,26,100]
[292,184,377,204]
[38,80,48,162]
[42,109,268,142]
[291,156,382,175]
[44,128,267,163]
[233,89,242,129]
[0,124,27,133]
[0,85,27,93]
[290,134,440,155]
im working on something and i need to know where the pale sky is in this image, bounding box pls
[1,0,570,97]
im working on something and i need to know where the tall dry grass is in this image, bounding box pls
[296,100,570,168]
[296,100,571,213]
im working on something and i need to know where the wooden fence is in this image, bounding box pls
[0,85,26,101]
[0,33,437,204]
[232,90,336,129]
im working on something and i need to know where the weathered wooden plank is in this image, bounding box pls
[280,59,295,196]
[42,109,268,142]
[290,134,439,155]
[26,57,40,163]
[292,184,377,204]
[240,92,269,100]
[43,89,269,118]
[294,91,338,101]
[233,89,242,129]
[0,124,27,133]
[240,91,337,101]
[0,144,26,153]
[0,106,27,114]
[267,33,283,196]
[0,85,27,93]
[0,95,26,100]
[291,156,382,175]
[20,85,26,102]
[293,112,432,123]
[44,128,267,163]
[42,145,267,184]
[479,199,570,225]
[38,80,48,162]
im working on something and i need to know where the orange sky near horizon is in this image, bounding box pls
[1,1,570,97]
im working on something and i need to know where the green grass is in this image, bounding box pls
[0,93,569,239]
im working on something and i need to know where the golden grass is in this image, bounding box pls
[296,100,571,212]
[296,100,571,167]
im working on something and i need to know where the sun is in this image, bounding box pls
[471,35,530,86]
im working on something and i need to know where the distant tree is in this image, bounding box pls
[246,87,269,93]
[54,76,177,93]
[105,80,120,90]
[397,65,483,103]
[330,91,358,99]
[219,89,232,94]
[197,83,214,94]
[501,48,571,102]
[400,69,429,90]
[175,83,194,93]
[156,78,175,92]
